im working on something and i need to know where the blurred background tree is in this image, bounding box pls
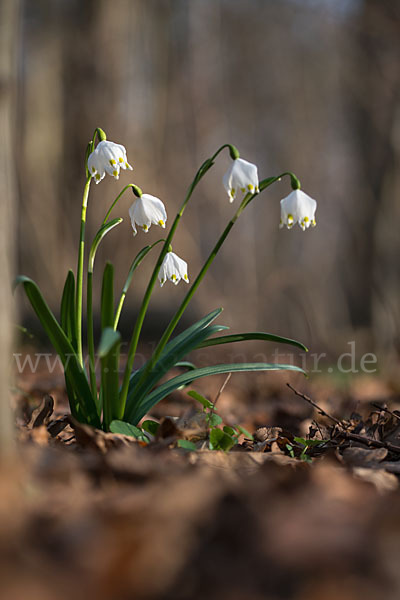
[14,0,400,363]
[0,0,19,451]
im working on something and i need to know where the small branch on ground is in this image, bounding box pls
[213,373,232,409]
[338,431,400,454]
[371,402,400,422]
[286,383,341,425]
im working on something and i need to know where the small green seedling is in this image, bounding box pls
[188,389,254,452]
[286,437,328,462]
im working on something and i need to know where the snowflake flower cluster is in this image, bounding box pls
[88,138,317,287]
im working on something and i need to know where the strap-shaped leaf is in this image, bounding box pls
[127,308,222,391]
[14,276,100,427]
[99,328,121,358]
[114,240,164,330]
[123,242,164,295]
[128,362,305,425]
[101,262,114,330]
[100,264,119,429]
[60,270,77,351]
[109,420,149,442]
[89,218,122,272]
[125,309,224,412]
[196,332,307,352]
[124,322,228,421]
[100,327,121,430]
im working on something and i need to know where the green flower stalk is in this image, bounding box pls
[118,143,241,412]
[16,128,316,434]
[75,175,91,366]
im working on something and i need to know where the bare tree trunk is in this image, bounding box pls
[343,0,400,345]
[0,0,19,454]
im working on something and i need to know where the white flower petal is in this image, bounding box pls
[87,139,133,183]
[158,252,189,286]
[280,189,317,230]
[129,194,167,235]
[222,157,259,202]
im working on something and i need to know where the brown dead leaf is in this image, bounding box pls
[27,395,54,429]
[190,449,300,479]
[342,447,388,466]
[176,409,209,441]
[68,417,138,453]
[352,467,398,493]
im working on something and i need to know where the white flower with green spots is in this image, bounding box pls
[280,189,317,231]
[129,193,167,235]
[159,252,189,287]
[223,158,259,203]
[88,140,133,184]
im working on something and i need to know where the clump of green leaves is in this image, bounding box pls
[15,127,309,432]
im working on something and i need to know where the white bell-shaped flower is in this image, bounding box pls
[280,189,317,231]
[129,194,167,235]
[223,158,259,203]
[159,252,189,287]
[88,140,133,184]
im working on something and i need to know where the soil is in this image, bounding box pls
[5,363,400,600]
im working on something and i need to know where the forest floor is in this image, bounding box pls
[4,355,400,600]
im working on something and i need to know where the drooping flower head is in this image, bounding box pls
[280,189,317,231]
[88,140,133,184]
[129,192,167,235]
[223,158,259,203]
[159,251,189,287]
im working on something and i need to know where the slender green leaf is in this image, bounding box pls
[14,276,99,427]
[174,361,197,370]
[128,362,306,425]
[100,327,121,430]
[236,425,254,440]
[125,309,228,420]
[196,332,307,352]
[101,262,114,329]
[109,420,149,443]
[89,218,122,272]
[123,243,162,295]
[128,308,222,389]
[60,270,77,351]
[125,323,227,419]
[114,240,165,330]
[100,265,117,428]
[98,328,121,357]
[64,371,85,422]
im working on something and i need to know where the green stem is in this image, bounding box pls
[102,184,135,225]
[118,143,234,411]
[113,239,165,331]
[87,271,98,403]
[113,293,127,332]
[136,173,300,384]
[75,175,91,366]
[135,204,245,383]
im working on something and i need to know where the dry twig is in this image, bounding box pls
[286,383,341,425]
